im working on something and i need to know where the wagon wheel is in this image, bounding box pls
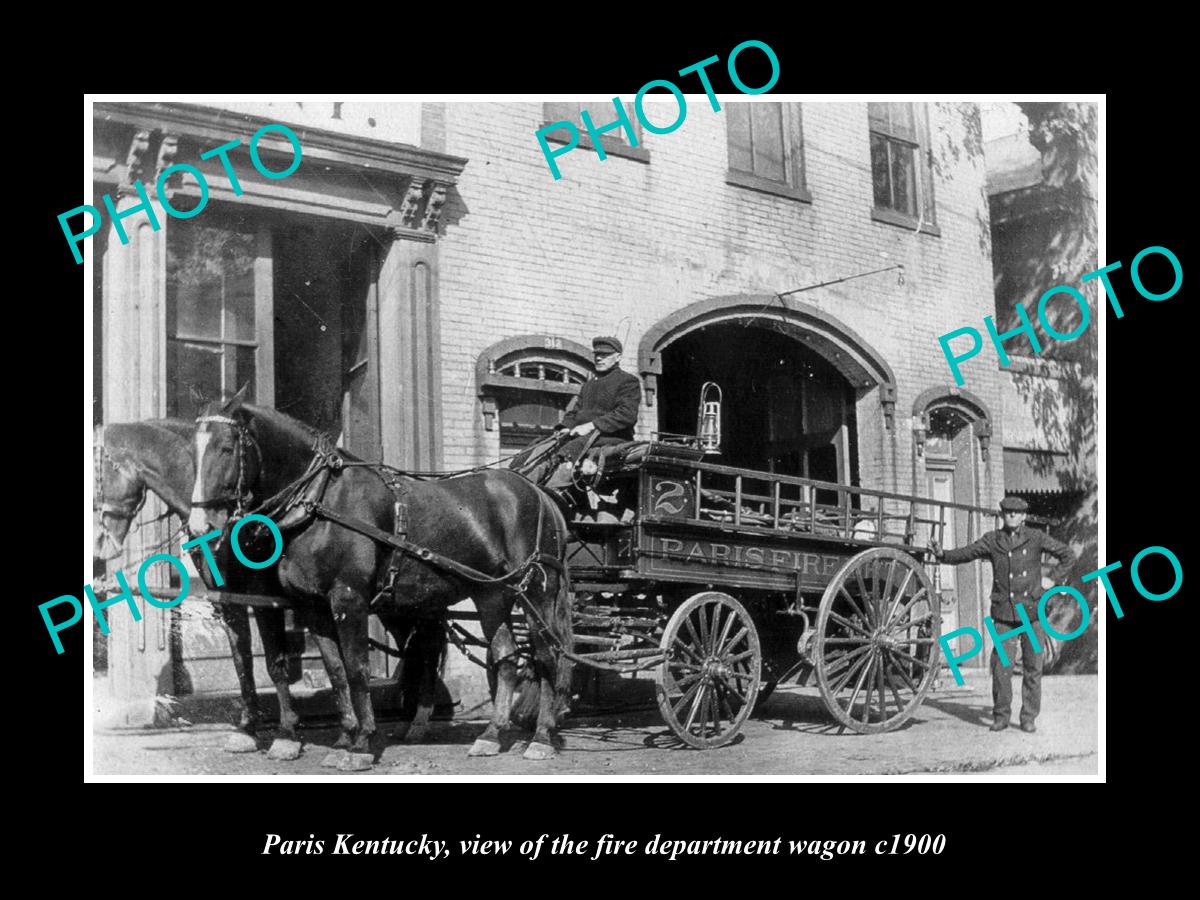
[814,548,940,734]
[656,592,761,749]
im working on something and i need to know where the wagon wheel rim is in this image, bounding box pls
[656,592,761,750]
[814,548,941,734]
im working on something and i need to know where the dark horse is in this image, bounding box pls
[95,419,441,755]
[189,392,574,764]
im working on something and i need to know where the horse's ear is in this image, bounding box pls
[223,383,250,414]
[189,384,210,406]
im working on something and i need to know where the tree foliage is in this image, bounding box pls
[1010,102,1099,672]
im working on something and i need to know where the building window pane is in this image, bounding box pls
[543,101,640,147]
[890,142,916,215]
[728,102,754,173]
[871,133,891,208]
[728,102,792,184]
[166,220,261,418]
[751,103,785,182]
[869,101,931,221]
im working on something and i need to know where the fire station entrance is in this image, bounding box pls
[642,295,897,501]
[657,323,858,488]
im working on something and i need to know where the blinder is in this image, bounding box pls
[194,413,263,514]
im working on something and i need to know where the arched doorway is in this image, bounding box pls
[912,387,994,653]
[659,324,857,486]
[640,295,896,494]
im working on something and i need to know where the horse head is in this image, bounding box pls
[94,424,148,559]
[190,386,262,535]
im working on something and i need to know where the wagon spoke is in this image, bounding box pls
[861,655,876,722]
[837,585,871,625]
[718,626,750,658]
[707,690,722,735]
[887,587,929,631]
[714,605,736,657]
[827,610,872,638]
[683,683,707,732]
[671,677,704,719]
[824,643,872,678]
[673,671,704,691]
[830,650,872,696]
[884,649,920,695]
[824,637,873,645]
[888,646,933,669]
[717,685,738,722]
[672,636,706,667]
[881,557,897,615]
[887,637,937,645]
[876,659,887,721]
[883,567,916,628]
[685,616,705,658]
[843,650,874,714]
[697,604,711,654]
[851,573,875,624]
[724,648,753,672]
[884,658,907,711]
[893,610,935,631]
[717,674,749,706]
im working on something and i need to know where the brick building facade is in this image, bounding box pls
[92,99,1011,708]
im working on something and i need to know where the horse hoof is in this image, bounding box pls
[321,749,350,768]
[266,738,302,761]
[507,738,530,756]
[337,752,374,772]
[523,741,557,761]
[467,738,501,757]
[224,733,259,754]
[403,724,429,745]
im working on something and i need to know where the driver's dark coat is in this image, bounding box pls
[560,366,642,445]
[940,525,1074,622]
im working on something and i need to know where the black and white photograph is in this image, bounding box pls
[83,94,1103,780]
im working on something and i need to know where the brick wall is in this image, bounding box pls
[436,101,1004,505]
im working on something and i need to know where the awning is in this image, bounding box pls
[1003,448,1079,495]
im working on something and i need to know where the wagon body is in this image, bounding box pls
[559,441,1004,746]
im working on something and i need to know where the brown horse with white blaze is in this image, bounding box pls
[189,391,574,764]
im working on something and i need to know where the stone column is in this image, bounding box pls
[101,130,176,705]
[376,178,448,471]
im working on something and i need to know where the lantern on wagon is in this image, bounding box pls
[696,382,723,454]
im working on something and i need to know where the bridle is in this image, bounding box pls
[193,414,263,516]
[94,444,149,522]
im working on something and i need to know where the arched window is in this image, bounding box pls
[476,335,593,452]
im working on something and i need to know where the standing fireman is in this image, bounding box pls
[930,496,1074,733]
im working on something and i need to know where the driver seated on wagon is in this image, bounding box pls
[525,335,642,512]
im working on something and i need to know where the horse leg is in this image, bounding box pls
[330,582,376,766]
[381,617,417,741]
[306,605,358,764]
[215,603,261,753]
[257,608,302,761]
[524,572,574,761]
[469,595,519,757]
[402,618,443,745]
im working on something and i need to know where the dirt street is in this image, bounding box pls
[92,671,1098,777]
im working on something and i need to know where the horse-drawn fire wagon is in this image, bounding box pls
[97,402,1021,759]
[535,437,965,749]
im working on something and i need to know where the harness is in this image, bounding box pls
[192,415,573,664]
